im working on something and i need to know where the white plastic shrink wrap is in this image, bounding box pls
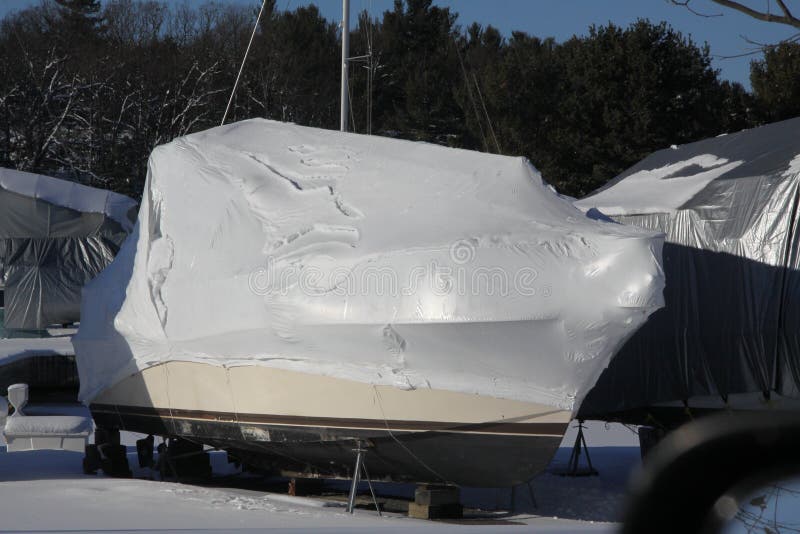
[74,119,664,413]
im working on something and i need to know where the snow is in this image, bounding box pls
[0,336,74,365]
[575,154,744,216]
[0,167,136,232]
[4,415,91,436]
[75,119,665,413]
[783,153,800,180]
[0,405,636,532]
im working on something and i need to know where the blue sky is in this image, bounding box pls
[1,0,795,88]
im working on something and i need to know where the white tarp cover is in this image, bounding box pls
[74,119,665,412]
[0,168,136,233]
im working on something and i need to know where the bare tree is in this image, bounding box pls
[672,0,800,29]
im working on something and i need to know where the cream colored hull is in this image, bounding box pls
[90,361,571,486]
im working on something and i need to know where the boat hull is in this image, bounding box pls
[89,361,571,487]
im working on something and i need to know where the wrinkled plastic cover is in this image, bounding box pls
[576,117,800,419]
[75,119,664,412]
[3,237,120,329]
[0,168,137,233]
[0,187,125,243]
[0,170,136,329]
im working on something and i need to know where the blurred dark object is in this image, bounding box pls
[622,412,800,533]
[0,355,79,403]
[637,425,666,459]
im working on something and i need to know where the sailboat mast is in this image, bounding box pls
[340,0,350,132]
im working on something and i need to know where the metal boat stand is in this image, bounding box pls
[346,442,381,516]
[558,420,598,477]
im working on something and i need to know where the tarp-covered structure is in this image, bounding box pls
[74,119,665,412]
[576,117,800,423]
[0,169,137,330]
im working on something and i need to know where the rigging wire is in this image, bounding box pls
[344,0,376,136]
[345,1,375,135]
[365,0,374,135]
[221,0,268,126]
[347,72,357,132]
[473,73,502,154]
[451,28,504,154]
[454,39,490,153]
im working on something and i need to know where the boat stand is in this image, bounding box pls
[558,420,598,477]
[156,438,212,482]
[510,480,538,512]
[84,428,132,478]
[346,442,381,516]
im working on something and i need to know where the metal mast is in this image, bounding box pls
[340,0,350,132]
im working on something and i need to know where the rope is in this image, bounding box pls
[347,70,357,132]
[453,38,490,153]
[344,2,374,135]
[163,363,177,436]
[221,0,268,126]
[472,73,502,154]
[372,385,457,487]
[224,365,247,443]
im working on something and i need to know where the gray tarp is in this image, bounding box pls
[0,170,135,329]
[3,237,120,329]
[575,117,800,423]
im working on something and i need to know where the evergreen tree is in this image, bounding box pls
[371,0,464,144]
[543,20,743,196]
[0,1,755,200]
[454,23,507,153]
[751,43,800,122]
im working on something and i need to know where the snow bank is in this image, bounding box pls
[575,154,743,216]
[74,119,664,412]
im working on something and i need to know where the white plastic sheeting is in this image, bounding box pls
[74,119,665,412]
[0,168,136,232]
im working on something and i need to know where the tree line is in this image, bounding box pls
[0,0,797,199]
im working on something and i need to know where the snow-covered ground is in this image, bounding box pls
[0,409,639,533]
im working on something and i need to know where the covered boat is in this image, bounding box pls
[0,168,136,330]
[75,119,664,487]
[576,117,800,425]
[0,169,136,398]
